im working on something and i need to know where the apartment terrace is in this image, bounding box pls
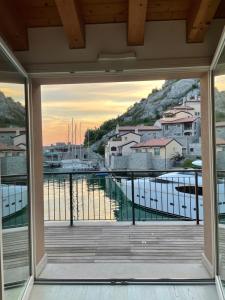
[1,0,225,299]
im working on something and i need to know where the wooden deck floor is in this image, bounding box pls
[45,224,204,264]
[2,227,30,284]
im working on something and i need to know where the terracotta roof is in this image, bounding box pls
[137,126,161,131]
[118,125,161,131]
[131,138,176,148]
[118,141,138,148]
[0,127,25,132]
[160,117,197,124]
[216,138,225,145]
[173,106,194,110]
[118,132,141,137]
[0,143,25,151]
[216,122,225,127]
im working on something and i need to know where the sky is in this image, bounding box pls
[215,75,225,92]
[41,80,165,146]
[3,76,225,145]
[0,82,25,104]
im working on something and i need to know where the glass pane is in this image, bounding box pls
[214,43,225,289]
[0,49,31,299]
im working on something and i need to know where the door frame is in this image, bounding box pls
[0,37,34,300]
[210,26,225,299]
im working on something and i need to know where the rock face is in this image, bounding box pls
[0,91,25,127]
[121,79,200,122]
[90,79,200,152]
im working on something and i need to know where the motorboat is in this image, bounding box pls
[114,171,225,220]
[1,184,27,218]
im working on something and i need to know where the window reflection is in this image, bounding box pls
[0,54,31,299]
[214,52,225,289]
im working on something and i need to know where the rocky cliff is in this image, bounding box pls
[0,91,25,127]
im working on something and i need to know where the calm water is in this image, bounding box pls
[43,174,175,222]
[3,173,175,228]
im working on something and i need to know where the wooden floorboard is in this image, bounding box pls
[2,228,29,270]
[45,224,204,264]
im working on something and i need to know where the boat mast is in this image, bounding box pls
[71,118,74,159]
[74,122,77,159]
[88,127,89,160]
[80,122,82,160]
[67,123,70,158]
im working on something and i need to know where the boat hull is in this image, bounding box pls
[1,184,28,218]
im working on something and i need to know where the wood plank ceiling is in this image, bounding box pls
[0,0,224,51]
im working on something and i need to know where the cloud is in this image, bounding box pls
[0,83,25,103]
[215,75,225,92]
[41,80,165,145]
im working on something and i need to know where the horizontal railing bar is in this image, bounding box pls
[1,169,204,179]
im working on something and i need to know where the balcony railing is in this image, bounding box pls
[2,169,216,228]
[42,170,203,225]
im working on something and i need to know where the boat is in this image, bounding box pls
[1,184,27,218]
[60,158,97,171]
[114,171,225,220]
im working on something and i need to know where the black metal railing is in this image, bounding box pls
[42,169,203,225]
[1,169,205,227]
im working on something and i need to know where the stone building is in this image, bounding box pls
[105,132,141,167]
[0,127,25,145]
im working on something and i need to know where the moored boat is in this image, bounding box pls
[1,184,27,218]
[114,171,225,220]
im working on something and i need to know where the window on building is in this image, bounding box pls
[190,148,194,152]
[165,125,169,130]
[184,123,192,130]
[154,147,160,156]
[111,146,117,151]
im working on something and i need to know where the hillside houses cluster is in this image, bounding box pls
[0,127,27,175]
[105,96,201,170]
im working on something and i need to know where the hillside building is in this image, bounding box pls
[12,133,26,150]
[0,127,25,146]
[105,132,141,167]
[131,138,183,169]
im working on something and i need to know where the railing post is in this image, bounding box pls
[195,171,199,225]
[131,172,135,225]
[69,173,73,226]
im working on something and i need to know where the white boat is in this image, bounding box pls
[115,172,225,220]
[60,159,96,171]
[1,184,27,218]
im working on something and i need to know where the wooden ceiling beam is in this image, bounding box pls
[0,0,28,51]
[128,0,148,46]
[187,0,221,43]
[55,0,85,49]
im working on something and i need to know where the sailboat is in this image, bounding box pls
[57,119,96,171]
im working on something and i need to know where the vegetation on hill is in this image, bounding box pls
[0,91,25,127]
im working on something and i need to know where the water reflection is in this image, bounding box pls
[43,174,175,222]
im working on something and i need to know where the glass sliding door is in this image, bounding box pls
[213,32,225,296]
[0,42,32,299]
